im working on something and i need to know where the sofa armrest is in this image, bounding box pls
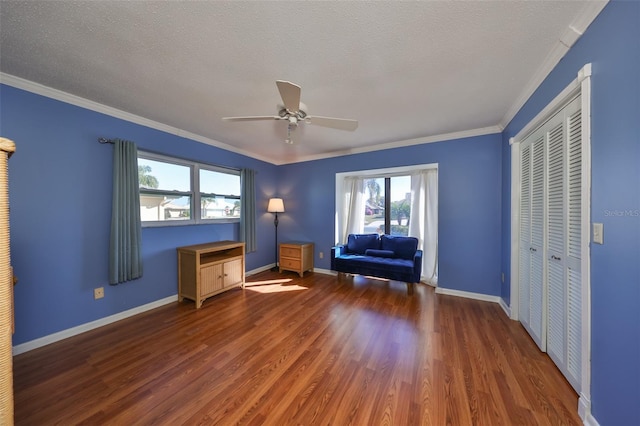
[332,244,346,257]
[331,245,346,270]
[413,250,423,280]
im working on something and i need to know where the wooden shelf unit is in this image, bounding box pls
[177,241,245,308]
[279,241,314,277]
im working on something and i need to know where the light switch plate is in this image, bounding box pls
[593,223,604,244]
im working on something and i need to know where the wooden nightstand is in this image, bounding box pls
[279,242,314,277]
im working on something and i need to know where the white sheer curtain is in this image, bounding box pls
[339,176,365,243]
[409,169,438,285]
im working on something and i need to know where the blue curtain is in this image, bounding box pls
[239,168,256,252]
[109,139,143,284]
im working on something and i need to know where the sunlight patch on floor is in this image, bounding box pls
[244,278,308,293]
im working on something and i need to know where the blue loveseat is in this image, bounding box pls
[331,234,423,288]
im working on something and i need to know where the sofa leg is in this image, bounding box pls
[407,282,414,295]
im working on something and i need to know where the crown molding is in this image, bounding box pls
[0,73,276,164]
[499,1,608,130]
[282,125,502,165]
[0,73,501,166]
[1,73,503,166]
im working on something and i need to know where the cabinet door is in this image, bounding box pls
[201,263,224,296]
[223,258,243,288]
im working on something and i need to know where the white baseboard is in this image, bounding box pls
[12,295,178,356]
[434,287,501,304]
[499,298,512,318]
[583,412,600,426]
[246,264,275,276]
[312,268,337,276]
[245,265,337,277]
[579,394,600,426]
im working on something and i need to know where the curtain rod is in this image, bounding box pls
[100,138,246,173]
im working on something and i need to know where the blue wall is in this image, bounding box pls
[278,134,503,296]
[2,2,638,422]
[0,85,279,345]
[501,1,640,424]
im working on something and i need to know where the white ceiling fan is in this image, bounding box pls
[222,80,358,144]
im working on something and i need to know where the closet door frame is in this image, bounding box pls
[509,63,592,420]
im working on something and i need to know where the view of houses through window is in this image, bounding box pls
[138,152,240,225]
[364,175,411,236]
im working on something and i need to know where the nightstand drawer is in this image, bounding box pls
[281,247,301,259]
[280,257,301,270]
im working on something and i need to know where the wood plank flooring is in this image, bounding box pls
[13,271,581,425]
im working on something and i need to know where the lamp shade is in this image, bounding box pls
[267,198,285,213]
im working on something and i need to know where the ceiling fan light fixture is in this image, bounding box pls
[285,123,295,144]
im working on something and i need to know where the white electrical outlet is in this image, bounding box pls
[593,223,604,244]
[319,251,324,259]
[94,287,104,299]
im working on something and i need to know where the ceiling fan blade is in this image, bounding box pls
[307,115,358,131]
[276,80,301,113]
[222,116,281,121]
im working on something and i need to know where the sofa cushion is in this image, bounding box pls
[365,249,395,258]
[347,234,380,254]
[334,255,415,275]
[381,235,418,260]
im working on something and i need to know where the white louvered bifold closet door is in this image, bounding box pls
[518,95,582,393]
[519,143,532,336]
[519,133,546,351]
[565,104,583,391]
[546,117,566,369]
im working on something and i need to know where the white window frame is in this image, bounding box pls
[335,163,437,244]
[138,151,241,227]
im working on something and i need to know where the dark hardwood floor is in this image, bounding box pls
[13,271,581,425]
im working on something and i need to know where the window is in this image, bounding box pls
[336,164,439,285]
[138,151,241,226]
[363,175,412,236]
[199,168,241,220]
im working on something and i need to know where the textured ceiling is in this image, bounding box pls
[0,1,607,164]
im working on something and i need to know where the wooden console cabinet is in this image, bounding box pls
[177,241,245,308]
[279,241,314,277]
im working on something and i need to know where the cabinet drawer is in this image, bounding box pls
[280,257,301,270]
[280,247,301,259]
